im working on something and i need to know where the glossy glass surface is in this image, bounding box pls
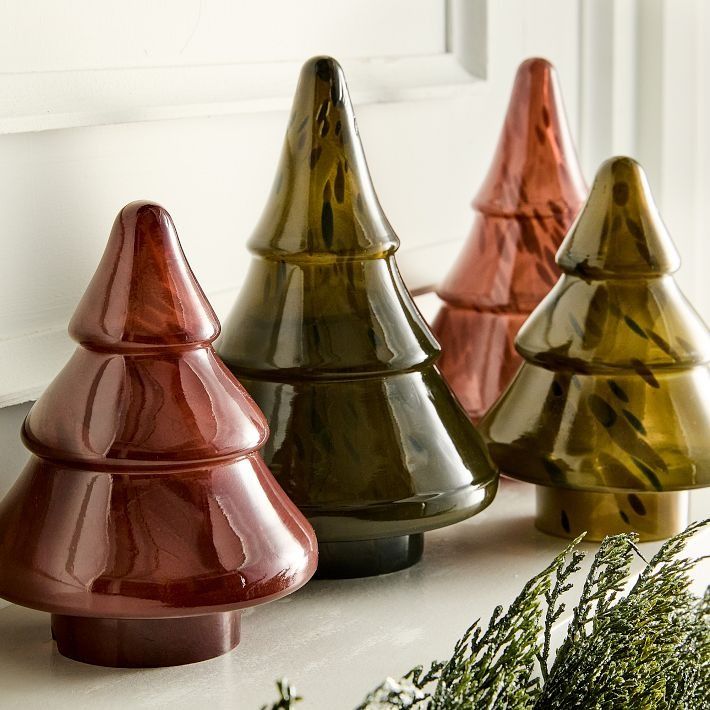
[0,455,315,617]
[0,202,317,665]
[480,157,710,498]
[433,58,587,422]
[237,367,496,541]
[218,57,498,575]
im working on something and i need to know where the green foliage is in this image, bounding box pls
[260,679,302,710]
[537,521,710,709]
[263,521,709,709]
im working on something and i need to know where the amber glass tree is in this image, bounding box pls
[218,57,498,578]
[480,157,710,540]
[0,202,317,667]
[432,58,587,422]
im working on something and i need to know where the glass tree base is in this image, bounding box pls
[535,486,690,542]
[316,534,424,579]
[51,611,241,667]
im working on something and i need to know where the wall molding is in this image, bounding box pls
[0,54,485,136]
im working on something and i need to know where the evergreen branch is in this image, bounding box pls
[262,521,710,710]
[354,667,434,710]
[554,533,637,660]
[260,678,302,710]
[538,547,584,680]
[538,519,710,709]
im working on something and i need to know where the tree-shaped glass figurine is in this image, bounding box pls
[432,58,587,422]
[0,202,318,667]
[218,57,498,578]
[480,157,710,541]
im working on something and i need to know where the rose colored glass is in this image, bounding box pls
[217,57,498,579]
[0,202,318,667]
[480,157,710,541]
[432,58,587,422]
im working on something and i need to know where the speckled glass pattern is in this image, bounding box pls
[432,58,587,423]
[218,56,498,576]
[479,157,710,537]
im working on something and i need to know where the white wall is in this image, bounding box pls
[0,0,707,497]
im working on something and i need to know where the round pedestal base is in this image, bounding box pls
[535,486,690,542]
[316,534,424,578]
[51,611,241,667]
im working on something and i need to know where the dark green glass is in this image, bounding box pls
[218,56,498,577]
[480,157,710,541]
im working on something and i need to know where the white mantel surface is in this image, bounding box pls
[0,482,708,710]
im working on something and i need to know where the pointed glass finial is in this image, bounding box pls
[474,57,587,217]
[69,201,220,347]
[218,57,498,578]
[249,56,396,258]
[432,58,587,422]
[0,201,317,667]
[480,157,710,541]
[557,156,680,277]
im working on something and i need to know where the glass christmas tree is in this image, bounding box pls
[218,57,498,578]
[480,157,710,540]
[0,202,317,666]
[432,58,586,422]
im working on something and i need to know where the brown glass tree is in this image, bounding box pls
[480,157,710,541]
[432,58,587,422]
[218,57,498,578]
[0,202,318,667]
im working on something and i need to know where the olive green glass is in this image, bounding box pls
[480,157,710,541]
[218,56,498,577]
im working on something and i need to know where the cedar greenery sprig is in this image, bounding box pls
[260,678,303,710]
[261,520,709,710]
[538,520,710,709]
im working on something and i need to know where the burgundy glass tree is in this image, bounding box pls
[432,58,587,422]
[0,202,317,667]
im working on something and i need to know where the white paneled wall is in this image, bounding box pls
[0,0,582,406]
[579,0,710,323]
[0,402,30,499]
[1,1,446,72]
[0,0,707,496]
[638,0,709,323]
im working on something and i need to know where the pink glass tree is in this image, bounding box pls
[432,58,587,422]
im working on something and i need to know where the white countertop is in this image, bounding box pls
[0,481,708,710]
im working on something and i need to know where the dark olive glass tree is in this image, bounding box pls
[480,157,710,541]
[218,56,498,578]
